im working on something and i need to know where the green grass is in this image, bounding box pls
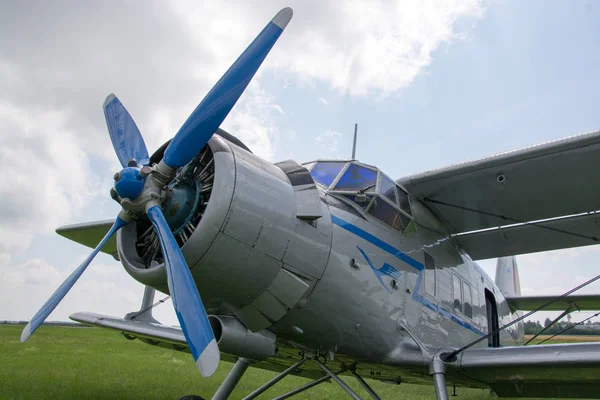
[0,325,578,400]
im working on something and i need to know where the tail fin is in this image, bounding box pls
[495,256,521,297]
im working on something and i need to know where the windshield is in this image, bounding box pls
[334,163,377,191]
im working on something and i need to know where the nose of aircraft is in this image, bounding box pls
[117,135,332,333]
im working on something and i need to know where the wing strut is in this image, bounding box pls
[524,303,578,345]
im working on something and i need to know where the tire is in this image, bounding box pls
[177,396,206,400]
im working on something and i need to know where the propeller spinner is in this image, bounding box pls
[21,7,293,378]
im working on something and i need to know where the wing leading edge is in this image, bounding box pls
[398,130,600,260]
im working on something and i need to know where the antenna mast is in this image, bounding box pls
[351,123,358,159]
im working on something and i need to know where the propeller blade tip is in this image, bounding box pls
[20,323,32,343]
[196,339,220,377]
[272,7,293,30]
[103,93,117,108]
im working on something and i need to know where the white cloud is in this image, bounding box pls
[171,0,486,96]
[278,0,485,96]
[222,80,284,160]
[0,102,104,251]
[316,129,343,157]
[1,258,61,287]
[0,253,178,325]
[318,97,330,106]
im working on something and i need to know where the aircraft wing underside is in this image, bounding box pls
[505,294,600,311]
[397,130,600,260]
[69,312,475,389]
[455,344,600,398]
[56,220,117,257]
[71,312,600,397]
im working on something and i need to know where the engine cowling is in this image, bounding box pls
[117,134,332,331]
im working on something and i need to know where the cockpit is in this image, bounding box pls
[303,160,414,233]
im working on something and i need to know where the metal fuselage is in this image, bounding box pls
[118,137,523,367]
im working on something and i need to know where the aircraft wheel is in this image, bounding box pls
[177,396,206,400]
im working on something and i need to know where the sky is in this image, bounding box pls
[2,0,600,328]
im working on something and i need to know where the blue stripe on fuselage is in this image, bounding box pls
[331,214,484,336]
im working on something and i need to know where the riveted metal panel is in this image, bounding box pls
[222,146,295,261]
[192,233,282,309]
[252,291,288,321]
[267,268,310,309]
[234,304,272,332]
[282,201,332,279]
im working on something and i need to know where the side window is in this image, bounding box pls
[424,252,436,296]
[368,198,407,231]
[463,282,473,318]
[340,194,373,209]
[397,186,411,215]
[378,174,398,204]
[452,274,462,313]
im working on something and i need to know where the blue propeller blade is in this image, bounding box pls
[103,94,150,167]
[146,205,220,377]
[21,216,129,342]
[162,7,293,168]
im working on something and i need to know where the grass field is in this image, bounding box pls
[0,326,591,400]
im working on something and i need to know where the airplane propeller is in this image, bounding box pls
[21,7,293,378]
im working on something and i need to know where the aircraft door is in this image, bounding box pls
[484,289,500,347]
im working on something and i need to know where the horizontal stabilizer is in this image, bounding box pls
[56,220,117,256]
[505,294,600,311]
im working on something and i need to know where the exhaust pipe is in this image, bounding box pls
[208,315,276,361]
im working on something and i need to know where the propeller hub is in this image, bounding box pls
[114,167,146,200]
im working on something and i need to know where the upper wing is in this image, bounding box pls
[397,130,600,260]
[505,294,600,311]
[56,220,117,257]
[455,343,600,398]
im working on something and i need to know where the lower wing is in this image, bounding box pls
[455,343,600,398]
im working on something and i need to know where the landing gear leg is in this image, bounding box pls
[243,359,307,400]
[350,368,382,400]
[315,359,362,400]
[272,367,347,400]
[211,358,251,400]
[430,357,449,400]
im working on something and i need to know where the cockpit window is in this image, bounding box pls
[334,163,377,191]
[341,194,372,209]
[306,159,414,234]
[378,174,397,204]
[368,197,405,231]
[309,161,345,187]
[397,187,411,215]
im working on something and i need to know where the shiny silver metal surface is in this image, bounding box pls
[59,129,600,398]
[212,358,251,400]
[208,315,275,361]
